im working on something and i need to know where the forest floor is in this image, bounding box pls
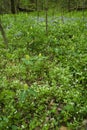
[0,11,87,130]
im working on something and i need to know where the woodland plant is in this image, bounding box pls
[0,13,87,130]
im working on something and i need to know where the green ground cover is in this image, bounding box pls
[0,13,87,129]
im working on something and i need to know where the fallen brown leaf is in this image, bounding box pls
[59,126,71,130]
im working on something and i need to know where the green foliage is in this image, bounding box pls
[0,13,87,130]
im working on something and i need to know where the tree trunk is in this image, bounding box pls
[10,0,16,14]
[0,22,8,47]
[45,0,48,35]
[68,0,71,12]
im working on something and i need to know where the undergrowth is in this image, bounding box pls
[0,13,87,130]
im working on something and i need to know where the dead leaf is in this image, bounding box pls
[59,126,70,130]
